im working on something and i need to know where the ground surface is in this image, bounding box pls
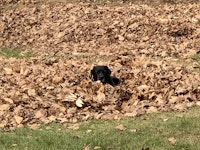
[0,0,200,130]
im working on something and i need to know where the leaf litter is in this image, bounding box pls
[0,0,200,130]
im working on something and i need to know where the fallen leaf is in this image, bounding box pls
[4,98,13,103]
[168,137,176,145]
[4,68,13,74]
[0,104,10,111]
[28,89,36,97]
[94,146,101,149]
[76,98,84,108]
[28,124,40,130]
[196,101,200,106]
[84,145,90,150]
[130,129,137,133]
[52,75,63,84]
[163,118,169,122]
[115,124,126,131]
[124,110,137,117]
[86,129,92,133]
[14,115,23,124]
[68,124,80,130]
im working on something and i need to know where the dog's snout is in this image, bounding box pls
[99,76,104,81]
[98,75,105,82]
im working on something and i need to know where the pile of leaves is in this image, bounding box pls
[0,1,200,130]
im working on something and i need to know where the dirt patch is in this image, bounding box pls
[0,1,200,130]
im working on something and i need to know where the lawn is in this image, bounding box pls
[0,107,200,150]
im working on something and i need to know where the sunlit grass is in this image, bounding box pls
[0,107,200,150]
[0,47,33,59]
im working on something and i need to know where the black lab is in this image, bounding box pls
[90,66,120,86]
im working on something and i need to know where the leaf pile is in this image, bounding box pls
[0,1,200,130]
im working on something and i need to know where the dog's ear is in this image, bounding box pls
[104,66,111,75]
[90,67,97,81]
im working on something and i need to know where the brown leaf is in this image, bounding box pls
[28,89,36,97]
[94,146,101,149]
[52,75,63,84]
[4,98,13,104]
[146,106,158,114]
[34,110,45,118]
[84,145,90,150]
[168,137,176,145]
[196,101,200,106]
[124,110,137,117]
[4,68,13,75]
[14,115,23,124]
[28,124,40,130]
[115,124,126,131]
[0,104,10,111]
[130,129,137,133]
[68,124,80,130]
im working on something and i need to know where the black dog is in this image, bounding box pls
[90,66,120,86]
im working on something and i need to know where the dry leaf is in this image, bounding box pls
[28,89,36,97]
[64,93,77,102]
[4,98,13,104]
[94,146,101,149]
[52,75,63,84]
[14,115,23,124]
[4,68,13,75]
[124,110,137,117]
[84,146,90,150]
[28,124,40,130]
[115,124,126,131]
[0,104,10,111]
[168,137,176,145]
[130,129,137,133]
[76,98,84,108]
[68,124,80,130]
[196,101,200,106]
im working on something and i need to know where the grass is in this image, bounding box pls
[0,107,200,150]
[0,47,33,59]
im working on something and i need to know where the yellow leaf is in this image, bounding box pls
[115,124,126,131]
[28,89,36,97]
[94,146,101,149]
[168,137,176,145]
[14,115,23,124]
[4,68,12,75]
[0,104,10,111]
[52,75,63,84]
[68,124,80,130]
[34,110,45,118]
[4,98,13,103]
[28,124,40,130]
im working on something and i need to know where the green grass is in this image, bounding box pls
[0,47,33,59]
[0,107,200,150]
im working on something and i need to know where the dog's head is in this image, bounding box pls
[91,66,111,84]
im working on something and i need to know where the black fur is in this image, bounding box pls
[91,66,120,86]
